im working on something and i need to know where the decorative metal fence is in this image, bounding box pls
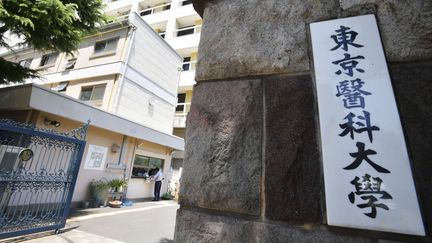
[0,119,88,239]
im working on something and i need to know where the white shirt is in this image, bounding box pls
[153,170,163,181]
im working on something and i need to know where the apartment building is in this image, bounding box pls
[0,13,184,205]
[103,0,202,187]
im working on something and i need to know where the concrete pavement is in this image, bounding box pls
[6,200,179,243]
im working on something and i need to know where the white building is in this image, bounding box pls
[0,14,184,205]
[103,0,202,188]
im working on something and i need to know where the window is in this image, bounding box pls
[94,38,119,55]
[140,8,152,16]
[65,58,77,70]
[79,84,106,104]
[182,57,191,71]
[18,58,32,68]
[53,81,69,92]
[176,93,186,112]
[39,53,58,67]
[177,26,194,37]
[181,0,192,6]
[131,155,164,178]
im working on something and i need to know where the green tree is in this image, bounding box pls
[0,0,107,85]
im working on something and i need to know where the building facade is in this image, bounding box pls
[103,0,202,185]
[0,13,184,206]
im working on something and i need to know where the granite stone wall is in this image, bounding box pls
[174,0,432,242]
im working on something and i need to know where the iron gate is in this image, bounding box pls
[0,119,88,239]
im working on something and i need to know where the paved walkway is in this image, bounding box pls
[4,200,179,243]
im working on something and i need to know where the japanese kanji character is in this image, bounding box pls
[339,111,379,142]
[330,25,364,52]
[343,142,390,173]
[332,53,365,77]
[336,79,371,109]
[348,174,392,218]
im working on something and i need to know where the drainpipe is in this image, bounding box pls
[172,66,183,133]
[113,19,137,114]
[118,135,127,165]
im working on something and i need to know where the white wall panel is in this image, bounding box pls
[117,78,174,134]
[128,13,182,96]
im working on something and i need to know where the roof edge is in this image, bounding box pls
[0,83,184,151]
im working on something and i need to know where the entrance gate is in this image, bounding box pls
[0,119,88,239]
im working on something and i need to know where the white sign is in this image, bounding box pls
[84,144,108,170]
[310,15,424,235]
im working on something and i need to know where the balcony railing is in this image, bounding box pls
[116,13,129,21]
[139,3,171,16]
[174,102,190,128]
[174,25,202,37]
[106,13,129,23]
[182,60,197,71]
[175,102,191,116]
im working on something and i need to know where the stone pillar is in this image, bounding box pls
[174,0,432,242]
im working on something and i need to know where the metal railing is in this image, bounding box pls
[139,3,171,16]
[174,25,202,37]
[182,60,197,71]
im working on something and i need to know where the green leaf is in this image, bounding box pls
[0,0,108,84]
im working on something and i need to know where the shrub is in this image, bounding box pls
[89,179,110,205]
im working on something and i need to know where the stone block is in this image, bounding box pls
[179,79,262,216]
[174,208,377,243]
[339,0,432,62]
[194,0,431,82]
[389,60,432,235]
[195,0,339,81]
[264,74,322,223]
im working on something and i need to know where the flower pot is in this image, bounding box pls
[108,200,122,208]
[80,200,90,209]
[89,200,99,208]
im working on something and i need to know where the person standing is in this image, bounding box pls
[152,168,163,201]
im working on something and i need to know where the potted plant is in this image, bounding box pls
[161,192,173,200]
[109,178,128,192]
[89,179,110,207]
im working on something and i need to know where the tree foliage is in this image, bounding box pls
[0,0,107,85]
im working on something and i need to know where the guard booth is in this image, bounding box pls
[0,119,88,239]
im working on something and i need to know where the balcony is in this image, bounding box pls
[116,13,129,21]
[104,1,132,12]
[139,3,171,17]
[174,25,201,37]
[179,70,196,88]
[179,60,196,88]
[182,60,196,71]
[174,102,190,128]
[166,25,201,49]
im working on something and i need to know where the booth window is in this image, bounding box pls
[131,155,164,178]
